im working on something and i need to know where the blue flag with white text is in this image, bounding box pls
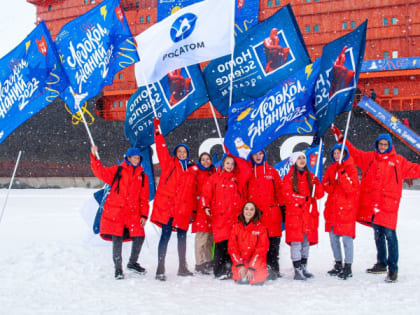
[314,20,367,137]
[204,4,310,116]
[274,143,324,180]
[224,60,320,161]
[0,21,69,145]
[125,66,208,150]
[55,0,139,114]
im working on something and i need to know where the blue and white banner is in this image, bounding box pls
[55,0,139,114]
[315,20,367,137]
[125,66,208,150]
[0,21,69,145]
[361,57,420,72]
[274,143,324,180]
[135,0,235,86]
[224,61,319,161]
[358,96,420,155]
[203,4,310,116]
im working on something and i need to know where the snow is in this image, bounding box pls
[1,189,420,315]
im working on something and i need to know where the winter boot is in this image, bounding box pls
[338,263,352,280]
[178,263,194,277]
[328,261,343,276]
[204,261,214,274]
[267,265,278,281]
[127,262,147,275]
[366,262,387,274]
[115,268,124,280]
[293,260,306,281]
[155,274,167,281]
[385,270,398,283]
[156,260,166,281]
[301,258,314,279]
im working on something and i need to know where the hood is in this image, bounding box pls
[330,143,350,162]
[173,144,190,160]
[375,133,393,154]
[250,149,267,166]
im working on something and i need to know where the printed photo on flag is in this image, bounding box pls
[314,20,367,137]
[125,66,209,150]
[135,0,235,86]
[203,4,310,116]
[224,60,320,161]
[55,0,140,114]
[0,21,69,145]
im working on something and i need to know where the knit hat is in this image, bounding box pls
[374,133,393,154]
[125,147,142,158]
[289,151,305,165]
[173,144,190,159]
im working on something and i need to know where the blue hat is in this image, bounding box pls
[374,133,393,154]
[125,147,142,158]
[330,143,349,162]
[173,144,190,159]
[250,149,267,165]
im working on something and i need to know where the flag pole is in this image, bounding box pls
[227,0,236,111]
[76,102,100,160]
[338,110,352,164]
[0,150,22,225]
[209,101,226,153]
[309,138,323,213]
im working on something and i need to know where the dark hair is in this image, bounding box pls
[292,165,313,195]
[238,201,262,225]
[222,155,235,171]
[199,152,212,164]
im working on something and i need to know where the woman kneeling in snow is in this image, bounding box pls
[228,201,269,285]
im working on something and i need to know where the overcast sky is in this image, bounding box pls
[0,1,37,58]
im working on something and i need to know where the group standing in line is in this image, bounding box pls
[89,121,420,284]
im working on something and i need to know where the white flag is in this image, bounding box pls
[134,0,235,86]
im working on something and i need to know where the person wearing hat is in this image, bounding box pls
[282,151,324,280]
[331,127,420,282]
[90,145,149,280]
[152,118,198,281]
[322,144,360,280]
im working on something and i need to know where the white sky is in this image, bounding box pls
[0,1,37,58]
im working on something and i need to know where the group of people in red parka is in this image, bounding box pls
[90,118,420,284]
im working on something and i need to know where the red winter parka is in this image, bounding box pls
[151,133,198,231]
[283,166,324,245]
[347,140,420,230]
[90,155,149,239]
[323,155,360,238]
[192,166,215,233]
[201,157,251,243]
[228,220,269,284]
[247,162,284,237]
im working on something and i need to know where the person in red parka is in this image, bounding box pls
[228,201,269,285]
[331,127,420,283]
[322,143,360,280]
[90,146,149,280]
[283,152,324,280]
[152,118,198,281]
[247,149,284,280]
[201,154,251,279]
[192,152,215,275]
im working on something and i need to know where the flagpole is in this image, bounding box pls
[76,102,100,160]
[0,150,22,225]
[209,101,226,153]
[309,138,323,213]
[338,110,352,164]
[227,0,236,110]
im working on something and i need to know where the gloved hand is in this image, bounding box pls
[153,117,161,135]
[331,125,344,143]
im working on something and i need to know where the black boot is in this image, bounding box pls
[156,260,166,281]
[338,263,352,280]
[366,262,387,274]
[178,262,194,276]
[293,260,306,281]
[301,258,314,279]
[115,268,124,280]
[195,263,211,275]
[328,261,343,276]
[385,270,398,283]
[127,262,147,275]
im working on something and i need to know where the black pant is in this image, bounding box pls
[267,236,281,272]
[112,235,145,270]
[213,240,232,277]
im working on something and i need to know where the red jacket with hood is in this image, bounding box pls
[90,155,149,239]
[192,165,215,233]
[347,134,420,230]
[322,144,360,238]
[283,166,324,245]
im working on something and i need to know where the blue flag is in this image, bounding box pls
[224,60,320,161]
[203,4,310,116]
[55,0,139,114]
[315,20,367,137]
[125,66,208,150]
[139,146,156,201]
[274,143,324,180]
[0,21,69,145]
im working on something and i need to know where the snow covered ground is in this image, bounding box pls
[0,188,419,315]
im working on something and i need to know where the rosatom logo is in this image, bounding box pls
[170,13,197,43]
